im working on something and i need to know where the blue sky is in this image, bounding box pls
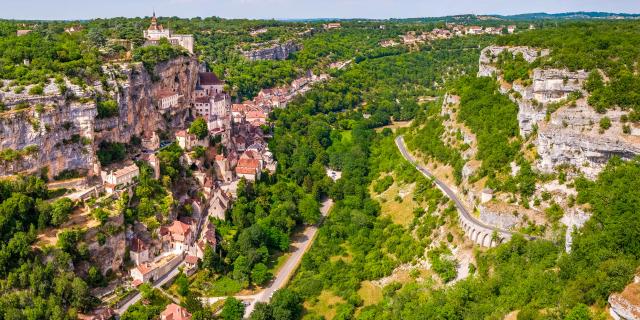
[1,0,639,20]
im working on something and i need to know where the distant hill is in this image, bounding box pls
[284,11,640,23]
[499,11,640,20]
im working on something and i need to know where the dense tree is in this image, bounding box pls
[221,297,245,320]
[189,118,209,140]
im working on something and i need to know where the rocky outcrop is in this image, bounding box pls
[609,282,640,320]
[478,46,549,77]
[85,213,126,274]
[535,103,640,178]
[242,41,301,61]
[478,202,543,230]
[94,56,197,144]
[0,56,198,179]
[512,69,589,137]
[0,99,98,178]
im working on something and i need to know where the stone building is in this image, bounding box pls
[129,237,149,266]
[195,72,225,97]
[101,163,139,193]
[143,12,194,53]
[156,89,182,111]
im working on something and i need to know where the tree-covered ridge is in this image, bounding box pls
[0,21,103,86]
[0,176,95,319]
[405,99,465,182]
[454,76,520,178]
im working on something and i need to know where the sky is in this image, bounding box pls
[1,0,639,20]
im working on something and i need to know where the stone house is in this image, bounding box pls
[129,237,150,265]
[209,188,231,220]
[161,220,193,253]
[235,158,261,181]
[195,72,225,97]
[156,89,182,111]
[101,163,139,193]
[130,263,154,283]
[323,23,341,30]
[176,130,207,151]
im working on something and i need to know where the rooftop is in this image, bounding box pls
[198,72,224,86]
[168,220,191,236]
[161,303,192,320]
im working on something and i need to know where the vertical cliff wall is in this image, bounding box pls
[0,56,199,179]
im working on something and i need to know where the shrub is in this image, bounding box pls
[599,117,611,130]
[29,85,44,95]
[97,99,119,118]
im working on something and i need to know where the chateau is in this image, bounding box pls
[143,12,194,53]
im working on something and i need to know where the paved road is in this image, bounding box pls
[115,263,183,315]
[395,135,516,237]
[201,198,334,318]
[244,198,333,317]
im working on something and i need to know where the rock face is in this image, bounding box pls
[478,45,640,178]
[536,106,640,178]
[609,282,640,320]
[85,213,126,274]
[514,69,589,137]
[243,41,301,61]
[478,202,543,230]
[0,56,198,179]
[93,56,197,145]
[0,99,98,178]
[478,205,521,230]
[478,46,549,77]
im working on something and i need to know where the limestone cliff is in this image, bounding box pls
[0,56,198,179]
[242,41,301,61]
[536,105,640,178]
[94,56,198,145]
[0,96,98,178]
[478,45,640,178]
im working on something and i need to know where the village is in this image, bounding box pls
[46,15,331,320]
[380,23,528,47]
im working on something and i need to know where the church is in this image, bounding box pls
[143,12,194,54]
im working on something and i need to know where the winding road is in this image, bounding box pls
[200,198,334,318]
[395,135,521,246]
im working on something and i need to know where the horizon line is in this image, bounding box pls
[1,10,639,22]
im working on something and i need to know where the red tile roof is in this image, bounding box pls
[176,130,188,138]
[185,255,199,264]
[168,220,191,236]
[136,263,153,275]
[237,158,260,169]
[161,303,192,320]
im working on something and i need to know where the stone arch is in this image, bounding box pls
[482,233,491,247]
[470,229,477,242]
